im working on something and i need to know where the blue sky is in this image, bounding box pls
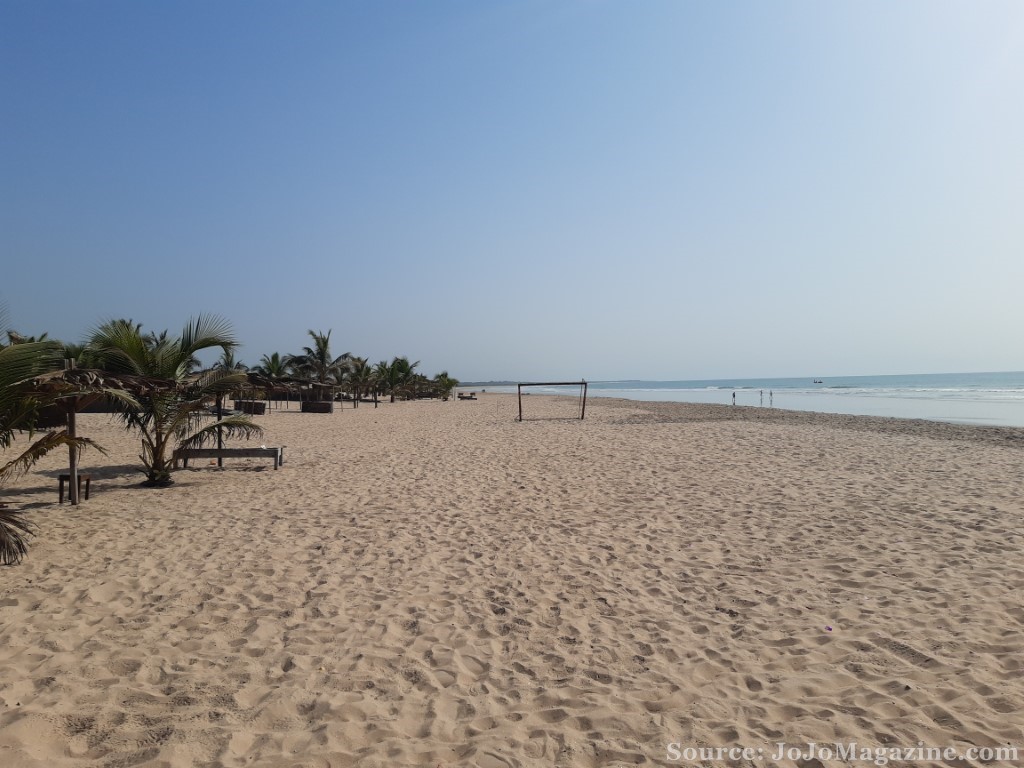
[2,1,1022,381]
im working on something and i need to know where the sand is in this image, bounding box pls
[0,394,1022,767]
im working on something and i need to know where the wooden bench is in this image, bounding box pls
[173,447,285,470]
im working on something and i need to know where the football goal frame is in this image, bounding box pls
[517,380,588,421]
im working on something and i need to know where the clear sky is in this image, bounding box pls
[2,1,1022,381]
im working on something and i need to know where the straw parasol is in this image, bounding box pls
[26,362,172,504]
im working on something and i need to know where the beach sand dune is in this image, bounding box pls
[1,395,1022,767]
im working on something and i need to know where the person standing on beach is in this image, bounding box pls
[732,392,736,406]
[760,389,763,406]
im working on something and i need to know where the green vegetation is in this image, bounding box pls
[0,313,459,563]
[253,352,289,380]
[375,356,420,402]
[88,316,262,486]
[287,330,350,400]
[0,338,64,564]
[0,329,103,564]
[433,371,459,401]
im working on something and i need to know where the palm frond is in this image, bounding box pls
[180,314,236,357]
[74,387,140,412]
[0,431,99,484]
[178,416,264,450]
[88,319,153,375]
[0,508,34,566]
[0,340,64,392]
[189,368,249,394]
[0,341,65,448]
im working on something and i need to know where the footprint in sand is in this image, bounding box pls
[432,669,457,687]
[475,752,517,768]
[454,652,489,680]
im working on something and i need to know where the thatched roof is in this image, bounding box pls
[25,369,173,426]
[243,372,304,393]
[27,368,172,398]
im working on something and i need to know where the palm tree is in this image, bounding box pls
[289,330,350,401]
[375,356,420,402]
[215,348,248,373]
[373,359,398,402]
[88,315,262,486]
[208,346,249,412]
[0,338,89,564]
[60,342,100,369]
[249,351,295,408]
[434,371,459,401]
[345,356,375,403]
[253,352,290,379]
[394,356,420,401]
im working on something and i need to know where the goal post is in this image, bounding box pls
[516,380,588,421]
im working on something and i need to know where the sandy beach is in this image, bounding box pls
[1,394,1022,767]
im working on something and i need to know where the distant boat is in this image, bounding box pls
[813,379,823,384]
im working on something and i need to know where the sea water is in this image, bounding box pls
[487,372,1024,427]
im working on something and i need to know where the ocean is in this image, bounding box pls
[482,372,1024,427]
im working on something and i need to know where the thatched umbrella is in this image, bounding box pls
[239,373,304,411]
[26,362,170,504]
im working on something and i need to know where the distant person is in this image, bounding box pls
[760,389,763,406]
[769,390,773,406]
[732,392,736,406]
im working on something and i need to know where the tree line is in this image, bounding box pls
[238,328,459,406]
[0,314,460,564]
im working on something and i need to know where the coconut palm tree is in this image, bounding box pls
[88,315,262,486]
[289,330,350,401]
[374,356,420,402]
[0,338,98,563]
[249,351,296,408]
[60,342,100,369]
[345,356,375,403]
[207,346,250,412]
[373,359,398,402]
[433,371,459,401]
[214,349,248,402]
[253,352,290,379]
[215,348,248,372]
[395,356,420,401]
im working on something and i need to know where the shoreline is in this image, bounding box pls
[590,395,1024,450]
[478,372,1024,427]
[503,387,1024,429]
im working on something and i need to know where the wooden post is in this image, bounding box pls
[580,380,588,421]
[66,359,79,505]
[518,383,523,422]
[216,393,224,467]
